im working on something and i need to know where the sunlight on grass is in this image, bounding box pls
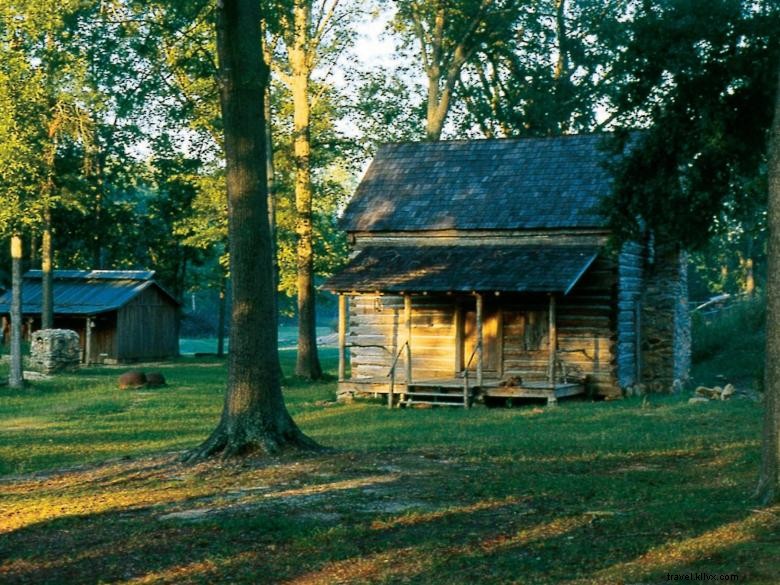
[287,514,591,585]
[578,506,780,584]
[0,352,776,585]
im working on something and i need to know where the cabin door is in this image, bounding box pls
[461,303,501,375]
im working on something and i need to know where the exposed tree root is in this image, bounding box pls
[181,419,322,464]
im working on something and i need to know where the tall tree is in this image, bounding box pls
[184,0,317,459]
[457,0,629,138]
[757,60,780,506]
[1,5,46,387]
[274,0,357,379]
[391,0,518,140]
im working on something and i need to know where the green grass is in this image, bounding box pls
[0,348,777,584]
[691,296,766,389]
[180,326,334,354]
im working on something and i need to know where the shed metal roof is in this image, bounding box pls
[341,133,619,233]
[322,245,599,294]
[0,270,179,315]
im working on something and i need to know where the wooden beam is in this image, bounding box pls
[476,293,483,387]
[85,316,93,365]
[404,294,412,387]
[548,294,557,386]
[338,294,347,381]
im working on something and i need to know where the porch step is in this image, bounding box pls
[404,390,465,398]
[403,399,466,407]
[399,386,472,408]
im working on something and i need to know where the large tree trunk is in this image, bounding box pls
[9,235,24,389]
[290,0,322,380]
[757,64,780,505]
[184,0,317,460]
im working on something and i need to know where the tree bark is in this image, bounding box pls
[757,63,780,505]
[183,0,318,460]
[290,0,322,380]
[9,235,24,389]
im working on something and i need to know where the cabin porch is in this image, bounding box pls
[334,289,589,408]
[338,375,584,408]
[325,243,611,406]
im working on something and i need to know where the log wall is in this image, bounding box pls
[346,253,622,396]
[349,295,456,381]
[344,230,628,397]
[616,241,643,388]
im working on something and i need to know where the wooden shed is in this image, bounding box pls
[323,134,691,407]
[0,270,180,363]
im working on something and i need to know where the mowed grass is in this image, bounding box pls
[1,349,778,584]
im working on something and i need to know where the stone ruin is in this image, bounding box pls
[30,329,81,374]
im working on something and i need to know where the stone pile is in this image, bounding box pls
[29,329,80,374]
[689,384,735,403]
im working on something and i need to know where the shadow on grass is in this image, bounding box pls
[1,447,777,585]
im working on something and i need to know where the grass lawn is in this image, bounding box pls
[180,327,334,355]
[0,349,778,584]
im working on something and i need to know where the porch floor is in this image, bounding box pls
[338,377,585,404]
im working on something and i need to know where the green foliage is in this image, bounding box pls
[603,0,780,249]
[691,296,766,388]
[458,0,632,138]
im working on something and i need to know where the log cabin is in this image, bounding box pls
[323,134,690,407]
[0,270,180,363]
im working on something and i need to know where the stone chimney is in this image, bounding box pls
[640,243,691,392]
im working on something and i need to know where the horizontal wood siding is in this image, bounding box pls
[349,295,456,381]
[500,255,619,396]
[346,231,622,396]
[116,287,179,361]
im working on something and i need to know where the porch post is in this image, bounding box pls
[338,294,347,381]
[404,294,412,387]
[548,294,557,395]
[84,316,93,365]
[476,292,483,387]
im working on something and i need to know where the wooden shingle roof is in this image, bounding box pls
[323,245,599,294]
[342,133,617,232]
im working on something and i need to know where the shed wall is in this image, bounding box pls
[116,287,179,360]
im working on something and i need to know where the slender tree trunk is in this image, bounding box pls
[757,64,780,505]
[9,235,24,389]
[216,277,226,358]
[426,73,449,141]
[265,82,284,380]
[290,0,322,380]
[41,204,53,330]
[183,0,318,461]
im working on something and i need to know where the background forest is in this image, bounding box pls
[1,0,777,346]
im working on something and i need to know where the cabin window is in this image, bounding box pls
[503,309,548,352]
